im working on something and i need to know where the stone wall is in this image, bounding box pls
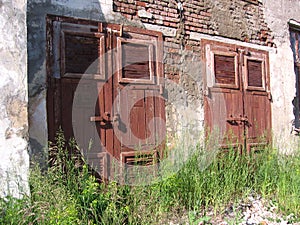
[0,0,29,198]
[113,0,273,45]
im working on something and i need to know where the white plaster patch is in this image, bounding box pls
[0,118,10,138]
[0,137,29,198]
[143,23,177,37]
[101,3,115,20]
[268,40,298,152]
[138,9,153,19]
[0,68,11,89]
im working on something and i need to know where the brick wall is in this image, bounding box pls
[113,0,274,79]
[113,0,273,45]
[113,0,274,139]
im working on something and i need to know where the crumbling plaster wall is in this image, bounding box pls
[263,0,300,152]
[0,0,29,197]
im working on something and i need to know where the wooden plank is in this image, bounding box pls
[145,90,156,146]
[129,90,146,143]
[46,78,55,141]
[97,82,106,147]
[61,79,77,140]
[104,76,114,157]
[154,90,166,158]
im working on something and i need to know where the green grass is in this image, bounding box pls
[1,131,300,224]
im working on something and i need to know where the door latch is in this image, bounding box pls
[226,115,250,126]
[90,112,120,125]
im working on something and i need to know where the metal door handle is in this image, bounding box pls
[226,115,249,125]
[90,112,120,125]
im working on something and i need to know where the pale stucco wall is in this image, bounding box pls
[263,0,300,152]
[0,0,29,198]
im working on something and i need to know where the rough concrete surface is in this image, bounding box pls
[0,0,29,198]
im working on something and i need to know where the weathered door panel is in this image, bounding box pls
[223,90,244,146]
[243,49,271,152]
[203,40,244,151]
[48,17,165,181]
[244,94,271,152]
[206,89,244,151]
[109,27,165,182]
[47,16,110,179]
[203,40,271,153]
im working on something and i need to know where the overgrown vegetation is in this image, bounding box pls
[1,131,300,224]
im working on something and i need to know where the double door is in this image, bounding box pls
[203,40,271,152]
[47,16,165,182]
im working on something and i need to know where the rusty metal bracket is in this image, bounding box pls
[90,112,120,125]
[226,115,250,126]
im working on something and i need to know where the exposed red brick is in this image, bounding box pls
[113,0,274,51]
[136,1,146,7]
[200,11,211,17]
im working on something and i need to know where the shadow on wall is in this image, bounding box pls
[290,27,300,134]
[26,0,105,163]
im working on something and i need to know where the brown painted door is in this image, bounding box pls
[243,49,271,152]
[47,17,165,182]
[203,40,271,152]
[47,19,110,177]
[97,26,165,182]
[204,42,245,152]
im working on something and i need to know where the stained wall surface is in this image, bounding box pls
[0,0,29,197]
[263,0,300,152]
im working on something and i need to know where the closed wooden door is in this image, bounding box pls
[97,26,165,182]
[243,49,271,152]
[203,40,271,152]
[47,16,165,182]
